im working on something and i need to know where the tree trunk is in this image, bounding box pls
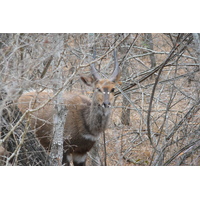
[145,33,156,69]
[192,33,200,101]
[49,35,67,166]
[49,75,67,165]
[49,88,67,166]
[121,65,131,125]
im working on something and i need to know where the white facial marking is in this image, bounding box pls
[66,154,72,163]
[73,153,87,164]
[82,134,100,141]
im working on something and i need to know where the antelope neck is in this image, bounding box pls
[88,102,111,136]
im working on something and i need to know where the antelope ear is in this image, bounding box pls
[80,76,95,87]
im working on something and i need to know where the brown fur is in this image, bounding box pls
[18,69,120,165]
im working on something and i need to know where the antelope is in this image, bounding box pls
[18,54,121,166]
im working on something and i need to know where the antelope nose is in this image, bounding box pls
[102,102,111,108]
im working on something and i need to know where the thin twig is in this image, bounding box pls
[0,68,77,146]
[163,138,200,166]
[80,34,130,68]
[103,131,107,166]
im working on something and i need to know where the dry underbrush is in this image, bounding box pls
[1,33,199,166]
[88,69,200,166]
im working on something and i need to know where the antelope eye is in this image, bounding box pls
[97,88,101,92]
[110,88,115,93]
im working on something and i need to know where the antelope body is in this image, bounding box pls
[18,57,120,166]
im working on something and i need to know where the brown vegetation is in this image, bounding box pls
[0,33,199,165]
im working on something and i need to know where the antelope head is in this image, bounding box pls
[81,51,121,115]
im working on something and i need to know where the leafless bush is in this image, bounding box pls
[0,33,199,165]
